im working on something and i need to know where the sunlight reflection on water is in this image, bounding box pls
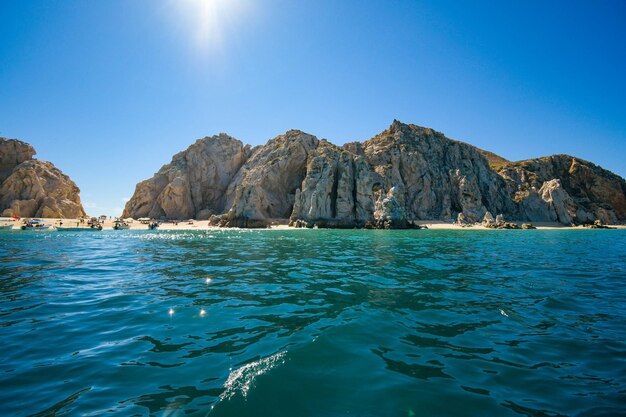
[1,229,625,416]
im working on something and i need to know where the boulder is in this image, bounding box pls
[373,186,408,228]
[585,219,614,229]
[482,211,495,224]
[484,221,520,229]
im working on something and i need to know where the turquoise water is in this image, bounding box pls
[1,229,625,417]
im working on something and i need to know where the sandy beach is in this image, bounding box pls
[412,221,626,230]
[2,217,624,231]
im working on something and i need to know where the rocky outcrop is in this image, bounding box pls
[360,121,515,223]
[0,139,36,182]
[288,121,515,228]
[289,140,371,228]
[0,138,86,218]
[373,186,408,228]
[122,134,251,220]
[221,130,318,227]
[123,121,626,227]
[497,155,626,224]
[536,179,576,224]
[223,121,516,228]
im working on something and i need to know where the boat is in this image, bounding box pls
[0,219,16,230]
[57,225,102,231]
[21,219,55,231]
[113,220,130,230]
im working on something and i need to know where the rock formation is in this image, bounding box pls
[122,134,251,220]
[220,130,318,227]
[123,121,626,227]
[0,138,86,218]
[373,186,408,228]
[359,121,515,223]
[496,155,626,224]
[289,139,372,228]
[0,138,35,182]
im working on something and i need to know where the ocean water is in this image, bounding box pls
[1,229,625,417]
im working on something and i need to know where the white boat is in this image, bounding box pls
[57,226,102,232]
[21,219,55,231]
[0,224,15,230]
[113,221,130,230]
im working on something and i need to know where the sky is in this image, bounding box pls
[1,0,625,217]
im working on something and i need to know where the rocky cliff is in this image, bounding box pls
[122,134,252,220]
[496,155,626,225]
[123,121,626,227]
[360,121,516,224]
[219,130,318,227]
[0,138,86,218]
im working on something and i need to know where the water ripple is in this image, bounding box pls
[1,229,625,416]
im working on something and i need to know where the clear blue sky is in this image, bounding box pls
[1,0,625,216]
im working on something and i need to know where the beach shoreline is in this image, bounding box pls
[2,217,624,231]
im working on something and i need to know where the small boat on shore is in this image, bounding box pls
[113,220,130,230]
[21,219,55,231]
[0,219,16,230]
[57,226,102,231]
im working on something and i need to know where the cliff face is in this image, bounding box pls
[290,139,370,227]
[0,139,36,182]
[122,134,251,220]
[123,121,626,227]
[290,121,514,227]
[0,138,86,218]
[360,121,515,223]
[221,130,318,227]
[497,155,626,224]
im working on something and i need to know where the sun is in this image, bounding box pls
[169,0,249,52]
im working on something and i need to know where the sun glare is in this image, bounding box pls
[170,0,249,53]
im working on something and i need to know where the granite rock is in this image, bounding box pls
[0,138,36,182]
[124,121,626,227]
[373,186,408,228]
[0,158,86,218]
[123,134,251,219]
[222,130,318,227]
[497,155,626,224]
[360,121,514,223]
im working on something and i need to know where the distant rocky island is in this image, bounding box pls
[0,138,85,218]
[122,120,626,228]
[2,121,624,228]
